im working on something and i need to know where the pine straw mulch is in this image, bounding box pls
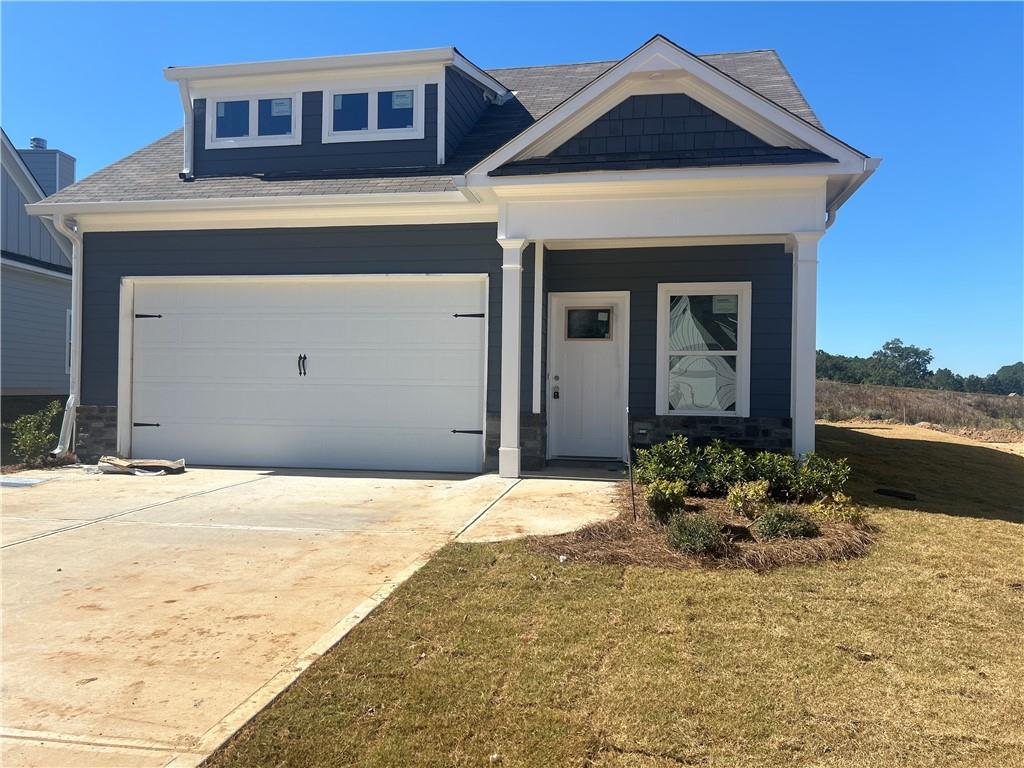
[527,484,877,573]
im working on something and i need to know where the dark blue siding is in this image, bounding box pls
[192,85,438,176]
[552,93,769,157]
[444,67,490,160]
[81,224,521,415]
[545,244,792,418]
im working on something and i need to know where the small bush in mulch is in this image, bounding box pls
[751,505,820,540]
[810,492,868,527]
[643,479,688,523]
[726,479,772,519]
[634,437,850,503]
[666,513,725,556]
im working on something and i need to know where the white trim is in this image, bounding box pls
[321,82,425,144]
[163,46,507,98]
[65,308,73,375]
[27,190,470,216]
[116,281,134,456]
[497,238,527,478]
[789,232,820,456]
[437,72,447,164]
[0,257,71,280]
[546,235,790,250]
[546,291,630,462]
[655,281,752,418]
[531,240,544,414]
[204,91,303,150]
[116,273,489,463]
[466,35,867,182]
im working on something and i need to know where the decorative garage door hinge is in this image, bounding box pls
[452,313,485,318]
[134,313,163,318]
[133,422,160,427]
[450,429,483,435]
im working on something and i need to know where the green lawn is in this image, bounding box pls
[206,425,1023,768]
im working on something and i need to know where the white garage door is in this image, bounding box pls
[130,276,487,472]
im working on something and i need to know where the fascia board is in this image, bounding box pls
[472,161,854,191]
[164,47,457,81]
[26,190,471,216]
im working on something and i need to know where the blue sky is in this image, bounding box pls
[2,2,1021,375]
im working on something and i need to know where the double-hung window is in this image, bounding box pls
[322,83,424,143]
[656,282,752,417]
[205,93,302,148]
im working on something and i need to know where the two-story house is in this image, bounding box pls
[27,35,878,476]
[2,130,76,442]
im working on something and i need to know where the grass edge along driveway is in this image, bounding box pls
[206,424,1024,768]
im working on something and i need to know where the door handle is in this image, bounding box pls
[300,354,307,376]
[298,354,303,376]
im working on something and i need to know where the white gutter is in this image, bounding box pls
[177,79,194,179]
[26,189,471,216]
[50,214,83,458]
[826,156,882,229]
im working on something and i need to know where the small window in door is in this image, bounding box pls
[567,308,612,339]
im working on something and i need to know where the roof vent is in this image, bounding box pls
[29,137,47,150]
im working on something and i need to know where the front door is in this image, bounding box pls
[547,292,628,459]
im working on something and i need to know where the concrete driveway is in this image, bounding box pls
[0,466,618,768]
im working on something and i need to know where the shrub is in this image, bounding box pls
[11,400,62,466]
[752,505,820,540]
[746,451,799,500]
[693,439,748,496]
[633,435,695,485]
[643,479,689,523]
[810,492,868,527]
[667,513,726,556]
[794,453,851,502]
[726,479,772,519]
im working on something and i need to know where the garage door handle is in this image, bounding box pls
[297,354,307,376]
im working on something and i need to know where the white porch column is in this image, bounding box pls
[790,231,822,456]
[498,237,528,478]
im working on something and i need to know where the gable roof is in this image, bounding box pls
[36,48,830,207]
[1,128,72,263]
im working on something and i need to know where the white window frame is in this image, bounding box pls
[204,91,303,149]
[655,281,752,418]
[65,308,72,375]
[321,82,425,144]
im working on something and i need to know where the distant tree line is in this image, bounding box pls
[816,339,1023,395]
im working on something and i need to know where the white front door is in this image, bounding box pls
[129,275,487,472]
[547,292,629,460]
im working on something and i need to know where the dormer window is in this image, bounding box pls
[205,92,302,149]
[322,83,424,143]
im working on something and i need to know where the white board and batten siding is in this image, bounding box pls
[129,276,488,472]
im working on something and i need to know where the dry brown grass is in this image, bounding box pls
[526,487,876,573]
[816,379,1024,436]
[205,424,1023,768]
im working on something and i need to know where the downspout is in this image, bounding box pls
[825,157,882,229]
[51,214,83,457]
[177,79,194,180]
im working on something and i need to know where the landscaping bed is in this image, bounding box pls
[532,436,876,572]
[529,490,876,572]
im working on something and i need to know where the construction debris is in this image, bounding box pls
[97,456,186,476]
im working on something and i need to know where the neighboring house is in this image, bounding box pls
[27,35,878,476]
[1,130,75,423]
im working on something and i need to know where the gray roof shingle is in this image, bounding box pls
[42,49,826,206]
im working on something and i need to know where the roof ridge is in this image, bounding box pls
[484,48,779,74]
